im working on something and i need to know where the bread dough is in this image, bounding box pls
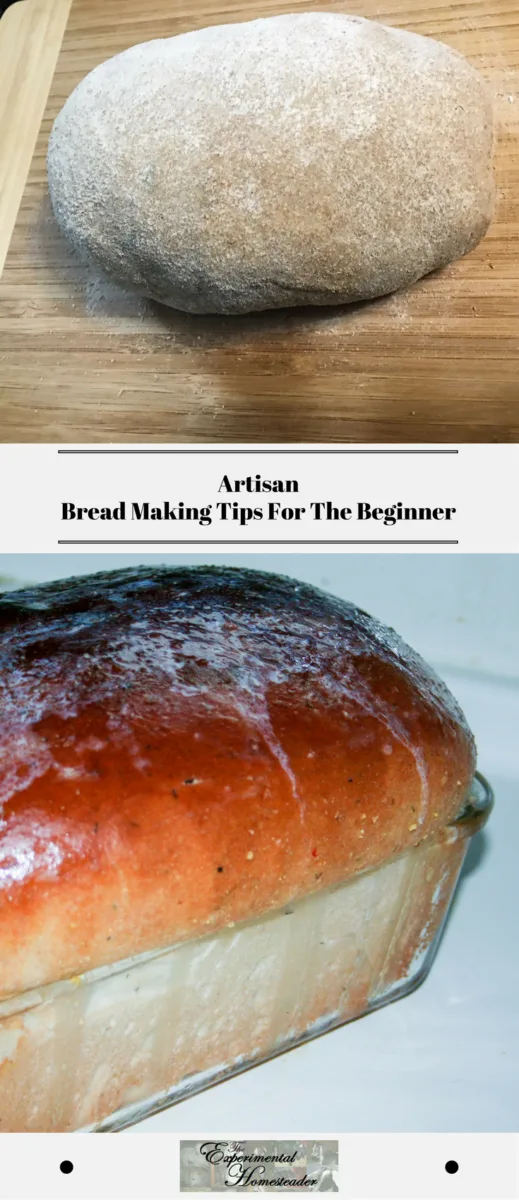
[47,12,495,315]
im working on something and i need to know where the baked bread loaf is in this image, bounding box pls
[46,12,495,315]
[0,566,475,1001]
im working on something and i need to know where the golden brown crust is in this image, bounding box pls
[0,566,475,997]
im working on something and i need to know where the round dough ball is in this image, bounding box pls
[47,12,495,315]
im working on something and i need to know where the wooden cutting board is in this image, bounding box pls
[0,0,518,443]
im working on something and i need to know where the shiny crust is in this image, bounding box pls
[0,567,476,997]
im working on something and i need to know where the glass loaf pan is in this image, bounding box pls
[0,774,492,1133]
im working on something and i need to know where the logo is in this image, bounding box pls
[179,1140,339,1191]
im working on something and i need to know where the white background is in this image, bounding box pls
[0,1133,517,1199]
[0,444,517,552]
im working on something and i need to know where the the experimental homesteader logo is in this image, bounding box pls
[179,1140,339,1191]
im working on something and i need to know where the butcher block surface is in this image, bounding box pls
[0,0,518,444]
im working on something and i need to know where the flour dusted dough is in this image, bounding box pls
[47,12,495,315]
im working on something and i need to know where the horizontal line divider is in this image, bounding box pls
[58,449,458,455]
[58,540,459,546]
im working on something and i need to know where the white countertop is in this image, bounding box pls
[131,669,518,1134]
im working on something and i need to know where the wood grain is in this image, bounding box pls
[0,0,72,274]
[0,0,518,443]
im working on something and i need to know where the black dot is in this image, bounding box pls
[60,1161,74,1175]
[445,1161,459,1175]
